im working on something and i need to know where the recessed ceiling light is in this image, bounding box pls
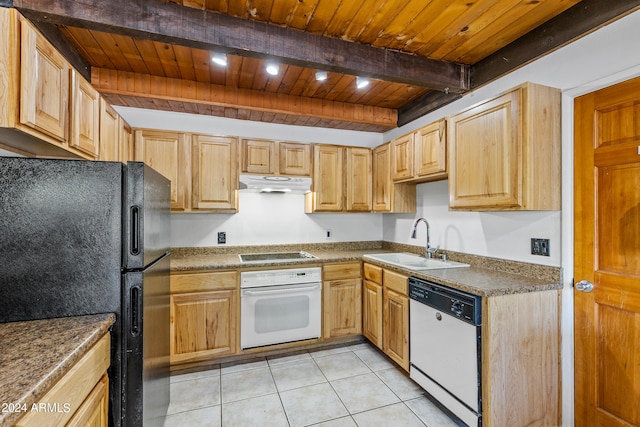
[356,76,370,89]
[211,53,227,66]
[266,63,280,76]
[315,70,328,81]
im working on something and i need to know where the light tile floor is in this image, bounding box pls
[165,342,460,427]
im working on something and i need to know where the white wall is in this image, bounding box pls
[382,10,640,427]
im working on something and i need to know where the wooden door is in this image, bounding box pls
[372,143,391,211]
[20,19,69,142]
[98,98,119,162]
[346,147,372,212]
[118,118,133,163]
[241,138,276,174]
[279,142,312,176]
[69,70,100,159]
[391,133,414,181]
[171,290,237,364]
[323,278,362,338]
[66,375,109,427]
[192,135,238,211]
[574,76,640,426]
[415,118,447,179]
[363,279,383,348]
[312,144,344,211]
[135,129,190,211]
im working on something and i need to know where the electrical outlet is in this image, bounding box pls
[218,232,226,244]
[325,229,332,240]
[531,238,550,256]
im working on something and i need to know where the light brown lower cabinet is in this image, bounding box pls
[170,271,238,365]
[362,263,409,371]
[322,262,362,338]
[16,334,111,427]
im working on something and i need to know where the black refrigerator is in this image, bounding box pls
[0,157,171,427]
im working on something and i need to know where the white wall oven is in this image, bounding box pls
[240,267,322,349]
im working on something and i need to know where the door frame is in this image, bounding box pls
[563,66,640,425]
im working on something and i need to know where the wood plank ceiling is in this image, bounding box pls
[10,0,640,132]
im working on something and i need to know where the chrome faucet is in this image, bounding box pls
[411,218,440,259]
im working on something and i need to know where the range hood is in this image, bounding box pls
[239,174,312,194]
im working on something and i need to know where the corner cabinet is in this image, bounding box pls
[362,263,409,371]
[448,82,561,210]
[169,271,239,365]
[372,143,416,213]
[322,262,362,338]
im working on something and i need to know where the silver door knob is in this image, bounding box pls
[575,280,594,292]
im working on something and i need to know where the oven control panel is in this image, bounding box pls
[241,267,322,288]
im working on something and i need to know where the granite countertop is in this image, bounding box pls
[170,242,562,297]
[0,314,115,427]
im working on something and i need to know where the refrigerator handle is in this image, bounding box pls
[130,285,142,337]
[130,206,140,256]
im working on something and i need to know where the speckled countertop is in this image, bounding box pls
[171,241,562,297]
[0,314,115,427]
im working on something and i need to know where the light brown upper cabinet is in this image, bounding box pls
[372,143,416,213]
[98,98,119,162]
[391,132,414,181]
[390,118,447,184]
[305,144,372,213]
[119,118,133,163]
[192,135,238,212]
[279,142,312,176]
[448,82,561,210]
[414,119,447,181]
[241,138,312,176]
[135,129,190,211]
[345,147,372,212]
[69,70,100,159]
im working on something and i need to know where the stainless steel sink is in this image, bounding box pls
[363,253,469,271]
[239,251,317,263]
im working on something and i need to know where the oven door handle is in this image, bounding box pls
[242,284,320,296]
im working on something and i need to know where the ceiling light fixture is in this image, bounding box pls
[211,52,227,66]
[265,63,280,76]
[356,76,370,89]
[315,70,328,81]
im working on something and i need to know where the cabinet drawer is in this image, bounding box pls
[383,269,408,296]
[16,334,110,427]
[363,263,382,284]
[171,271,238,293]
[323,262,361,281]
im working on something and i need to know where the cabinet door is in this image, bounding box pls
[66,375,109,427]
[98,98,119,162]
[192,135,238,211]
[372,143,391,211]
[363,279,383,348]
[119,118,133,163]
[279,142,312,176]
[135,129,190,211]
[323,278,362,338]
[391,133,414,181]
[448,90,522,209]
[241,138,276,174]
[312,144,344,211]
[346,147,372,212]
[69,70,99,159]
[383,289,409,371]
[20,20,69,142]
[415,119,447,180]
[171,290,237,364]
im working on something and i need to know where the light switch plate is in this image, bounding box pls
[531,238,550,256]
[218,232,226,244]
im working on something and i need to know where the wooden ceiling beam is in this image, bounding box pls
[13,0,469,93]
[398,0,640,126]
[91,67,398,131]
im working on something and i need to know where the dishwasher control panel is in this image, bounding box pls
[409,277,481,325]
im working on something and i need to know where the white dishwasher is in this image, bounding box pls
[409,277,482,427]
